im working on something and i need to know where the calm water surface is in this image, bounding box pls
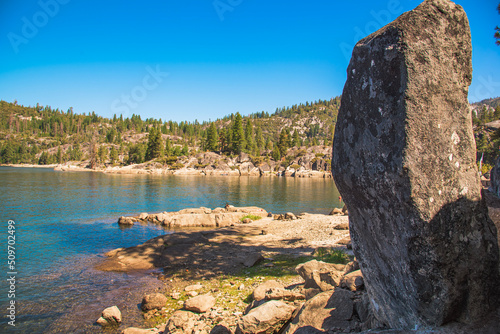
[0,167,340,333]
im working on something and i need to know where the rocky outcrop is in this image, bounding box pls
[332,0,500,329]
[251,280,284,302]
[117,205,268,228]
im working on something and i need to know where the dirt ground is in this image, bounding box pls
[96,214,350,279]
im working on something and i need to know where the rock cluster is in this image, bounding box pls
[118,205,268,228]
[118,259,370,334]
[332,0,500,329]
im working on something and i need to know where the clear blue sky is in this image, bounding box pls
[0,0,499,122]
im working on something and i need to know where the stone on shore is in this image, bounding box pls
[240,252,265,268]
[118,216,136,225]
[96,305,122,326]
[184,294,216,313]
[296,260,345,291]
[340,270,364,291]
[141,293,168,311]
[166,310,197,332]
[332,0,500,329]
[251,280,284,302]
[185,283,203,292]
[236,300,295,334]
[283,289,354,333]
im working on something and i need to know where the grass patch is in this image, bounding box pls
[240,214,262,222]
[314,247,351,264]
[239,254,312,278]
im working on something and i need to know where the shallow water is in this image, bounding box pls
[0,167,341,333]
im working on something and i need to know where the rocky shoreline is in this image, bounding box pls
[2,146,334,178]
[94,203,500,334]
[96,211,356,333]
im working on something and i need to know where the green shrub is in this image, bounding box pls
[296,149,307,157]
[290,164,301,170]
[240,215,262,222]
[169,162,184,170]
[195,163,209,169]
[315,153,325,158]
[164,156,178,164]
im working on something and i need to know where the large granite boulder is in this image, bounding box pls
[332,0,500,329]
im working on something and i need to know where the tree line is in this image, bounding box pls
[0,98,340,166]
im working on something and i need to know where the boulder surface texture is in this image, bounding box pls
[332,0,500,329]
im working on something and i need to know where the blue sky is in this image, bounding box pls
[0,0,499,122]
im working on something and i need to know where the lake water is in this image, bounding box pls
[0,167,341,333]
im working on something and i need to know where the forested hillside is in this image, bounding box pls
[2,96,499,174]
[0,98,340,168]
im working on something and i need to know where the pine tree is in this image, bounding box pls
[145,127,164,161]
[110,146,118,164]
[206,123,218,152]
[245,119,254,152]
[2,141,15,164]
[226,127,233,153]
[70,143,82,161]
[181,143,189,156]
[286,129,292,148]
[98,145,108,164]
[89,135,98,169]
[292,130,300,147]
[56,146,62,164]
[278,128,290,157]
[265,137,272,151]
[219,128,227,153]
[255,125,264,150]
[272,145,281,161]
[232,112,245,154]
[495,4,500,45]
[165,137,172,156]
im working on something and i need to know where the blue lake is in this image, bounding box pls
[0,167,341,333]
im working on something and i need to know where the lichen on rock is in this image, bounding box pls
[332,0,500,329]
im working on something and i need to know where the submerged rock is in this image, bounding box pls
[332,0,500,329]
